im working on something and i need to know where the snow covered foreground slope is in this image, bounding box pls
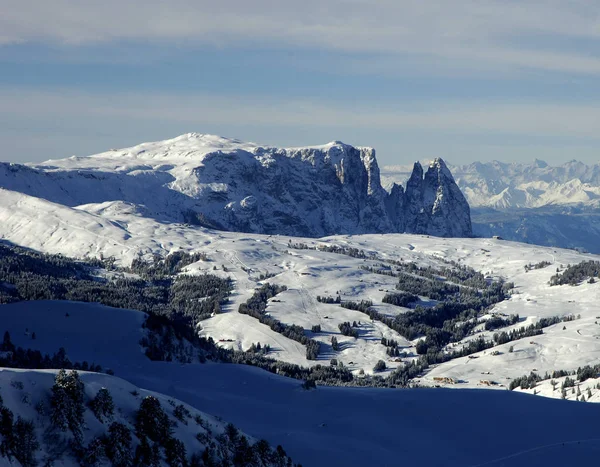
[2,301,600,467]
[0,133,471,237]
[0,368,294,467]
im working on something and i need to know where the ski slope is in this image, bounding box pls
[2,300,600,466]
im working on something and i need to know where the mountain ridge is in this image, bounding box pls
[1,133,472,238]
[383,158,600,209]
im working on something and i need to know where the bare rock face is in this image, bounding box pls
[403,159,472,237]
[0,134,472,238]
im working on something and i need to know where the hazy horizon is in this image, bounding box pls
[2,1,600,166]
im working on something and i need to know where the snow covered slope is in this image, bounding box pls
[0,133,471,237]
[0,191,597,394]
[471,206,600,254]
[2,301,600,466]
[0,367,296,466]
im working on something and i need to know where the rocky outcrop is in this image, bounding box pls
[401,159,472,237]
[0,134,472,238]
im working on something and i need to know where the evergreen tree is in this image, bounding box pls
[135,396,172,444]
[64,370,85,442]
[0,406,14,457]
[233,435,255,466]
[331,336,339,351]
[90,387,114,423]
[11,417,39,467]
[50,385,70,431]
[164,437,187,467]
[51,369,85,442]
[105,422,133,467]
[1,331,14,352]
[253,439,271,464]
[134,437,161,467]
[83,437,106,466]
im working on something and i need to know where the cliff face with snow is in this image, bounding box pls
[383,159,600,209]
[0,133,472,238]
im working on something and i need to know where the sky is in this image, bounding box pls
[1,0,600,166]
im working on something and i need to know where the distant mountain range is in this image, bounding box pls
[0,133,472,238]
[382,159,600,253]
[383,158,600,209]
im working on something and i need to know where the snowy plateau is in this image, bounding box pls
[0,134,599,466]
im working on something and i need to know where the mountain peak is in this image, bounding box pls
[9,135,472,238]
[427,157,455,181]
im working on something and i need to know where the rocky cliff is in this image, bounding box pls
[0,133,472,237]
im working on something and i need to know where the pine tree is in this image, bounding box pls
[134,437,161,467]
[90,387,114,423]
[331,336,339,351]
[233,435,255,466]
[164,437,187,467]
[51,369,86,442]
[50,385,70,431]
[1,332,14,352]
[11,417,39,467]
[225,422,239,444]
[253,439,271,464]
[64,370,85,443]
[105,422,133,467]
[0,406,14,457]
[135,396,172,444]
[83,437,106,466]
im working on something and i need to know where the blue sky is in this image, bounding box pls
[1,0,600,166]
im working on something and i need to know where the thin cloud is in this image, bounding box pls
[2,88,600,140]
[2,1,600,74]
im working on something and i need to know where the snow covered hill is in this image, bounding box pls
[0,194,597,394]
[0,133,471,238]
[0,367,296,466]
[3,301,600,466]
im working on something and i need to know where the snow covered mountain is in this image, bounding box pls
[383,158,600,252]
[383,158,600,209]
[2,175,600,464]
[0,133,472,238]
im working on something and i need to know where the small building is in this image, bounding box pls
[492,236,503,240]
